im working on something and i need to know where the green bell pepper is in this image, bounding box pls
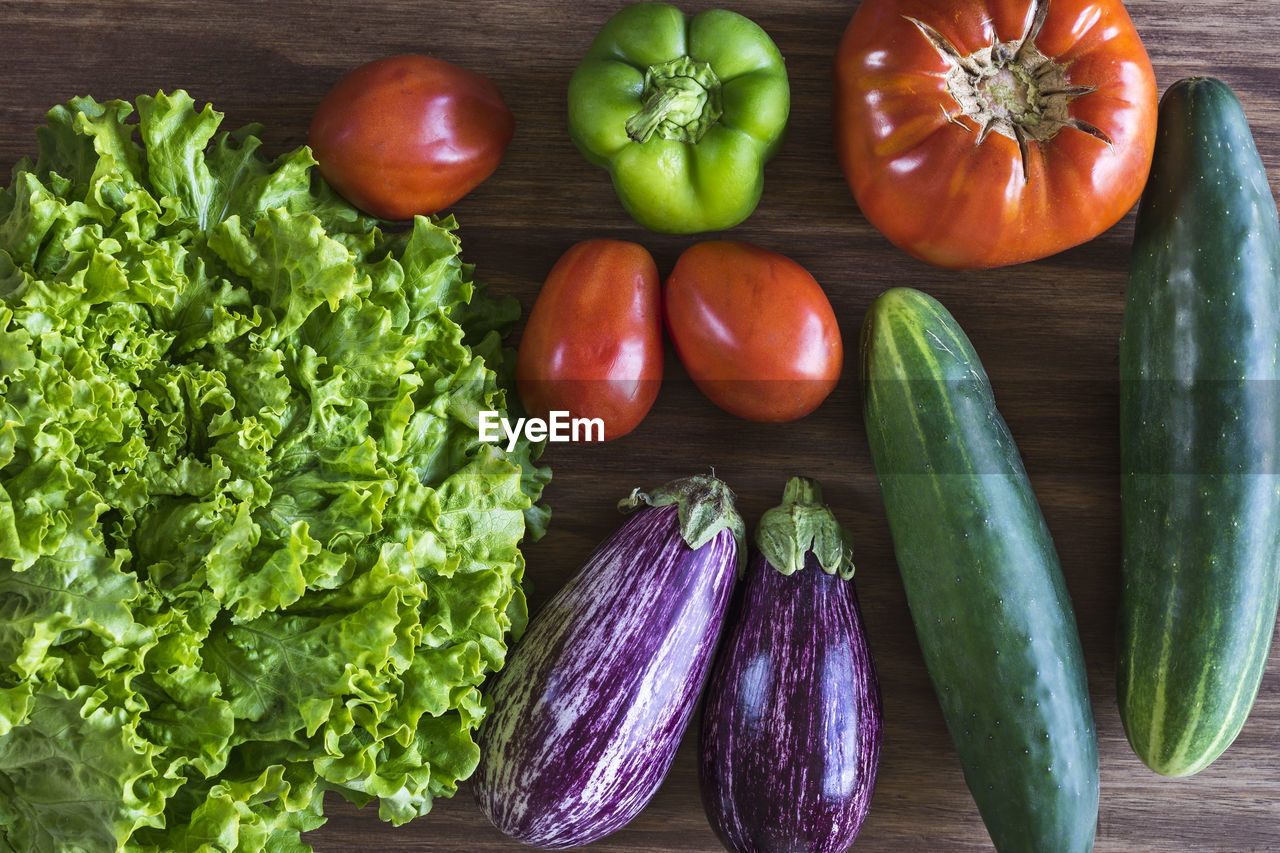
[567,2,790,234]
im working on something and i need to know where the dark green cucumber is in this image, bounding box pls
[861,288,1097,853]
[1118,78,1280,777]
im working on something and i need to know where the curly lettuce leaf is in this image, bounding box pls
[0,91,547,853]
[0,683,167,852]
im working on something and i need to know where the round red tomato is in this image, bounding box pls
[516,240,662,441]
[664,241,842,423]
[309,54,514,220]
[833,0,1157,269]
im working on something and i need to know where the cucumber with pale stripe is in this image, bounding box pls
[860,287,1098,853]
[1118,77,1280,777]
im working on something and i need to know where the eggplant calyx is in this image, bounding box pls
[620,474,747,575]
[755,477,855,580]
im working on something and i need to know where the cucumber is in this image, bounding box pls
[1118,77,1280,777]
[861,288,1098,853]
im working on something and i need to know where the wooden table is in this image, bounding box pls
[4,1,1279,850]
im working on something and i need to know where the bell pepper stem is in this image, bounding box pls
[626,87,686,143]
[623,55,724,145]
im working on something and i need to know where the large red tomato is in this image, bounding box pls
[833,0,1157,269]
[664,241,842,423]
[309,54,514,220]
[516,240,662,441]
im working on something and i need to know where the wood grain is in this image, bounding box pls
[4,1,1280,850]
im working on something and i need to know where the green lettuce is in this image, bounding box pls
[0,90,548,852]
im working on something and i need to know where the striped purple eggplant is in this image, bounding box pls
[700,477,882,853]
[474,475,746,849]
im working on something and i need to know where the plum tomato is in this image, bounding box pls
[516,240,663,441]
[308,54,514,220]
[663,241,842,422]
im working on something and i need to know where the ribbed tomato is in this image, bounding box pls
[516,240,662,441]
[833,0,1157,269]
